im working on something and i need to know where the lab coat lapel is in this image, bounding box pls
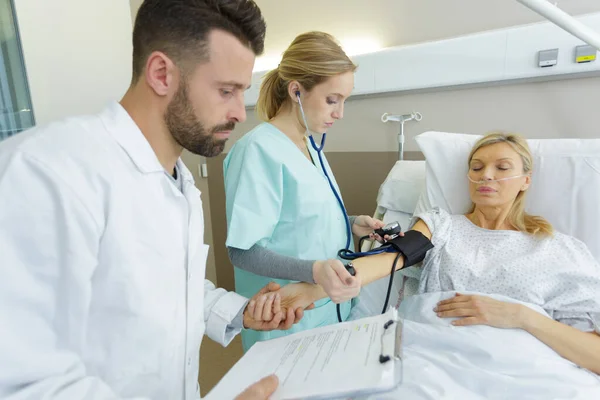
[105,102,205,255]
[179,161,204,263]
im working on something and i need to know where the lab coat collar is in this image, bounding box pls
[102,101,191,180]
[176,158,195,184]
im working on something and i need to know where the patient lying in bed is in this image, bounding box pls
[274,132,600,380]
[416,206,600,333]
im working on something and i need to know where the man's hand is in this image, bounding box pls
[312,259,360,303]
[243,282,308,331]
[234,375,279,400]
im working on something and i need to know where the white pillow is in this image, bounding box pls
[414,131,600,262]
[377,160,426,213]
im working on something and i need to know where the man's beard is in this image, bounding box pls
[164,79,234,158]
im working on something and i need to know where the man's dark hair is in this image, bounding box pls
[131,0,266,82]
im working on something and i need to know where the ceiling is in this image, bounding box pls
[128,0,600,70]
[253,0,600,69]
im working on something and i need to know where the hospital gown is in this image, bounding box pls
[416,208,600,333]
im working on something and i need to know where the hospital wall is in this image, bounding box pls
[13,0,132,126]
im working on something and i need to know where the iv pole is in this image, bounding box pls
[381,112,422,160]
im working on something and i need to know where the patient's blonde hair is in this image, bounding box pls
[255,31,357,121]
[467,132,554,237]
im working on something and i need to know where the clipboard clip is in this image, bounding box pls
[379,315,403,364]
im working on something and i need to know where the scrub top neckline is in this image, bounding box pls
[265,122,319,169]
[304,136,317,166]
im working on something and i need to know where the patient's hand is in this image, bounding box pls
[434,293,525,329]
[246,282,319,326]
[243,282,306,331]
[277,282,322,318]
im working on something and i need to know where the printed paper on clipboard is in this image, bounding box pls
[206,308,403,400]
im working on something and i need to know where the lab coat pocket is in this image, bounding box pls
[96,276,171,390]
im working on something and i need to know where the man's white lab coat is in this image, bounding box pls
[0,102,248,399]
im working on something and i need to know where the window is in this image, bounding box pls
[0,0,34,141]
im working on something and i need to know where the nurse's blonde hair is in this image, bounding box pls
[256,31,357,121]
[467,132,553,237]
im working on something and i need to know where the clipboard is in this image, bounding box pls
[206,309,404,400]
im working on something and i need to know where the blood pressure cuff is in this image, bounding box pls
[386,230,434,267]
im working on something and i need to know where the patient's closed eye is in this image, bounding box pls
[470,164,511,172]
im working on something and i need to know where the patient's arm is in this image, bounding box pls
[278,219,433,308]
[436,293,600,374]
[347,218,431,285]
[520,308,600,375]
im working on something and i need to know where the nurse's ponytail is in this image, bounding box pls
[256,68,287,121]
[255,31,357,121]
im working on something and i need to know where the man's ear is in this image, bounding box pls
[144,51,178,97]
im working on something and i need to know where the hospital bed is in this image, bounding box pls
[349,130,600,399]
[350,130,600,320]
[348,158,426,319]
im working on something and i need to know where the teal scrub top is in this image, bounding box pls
[224,123,354,350]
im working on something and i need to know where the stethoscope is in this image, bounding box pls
[296,91,353,322]
[295,91,352,250]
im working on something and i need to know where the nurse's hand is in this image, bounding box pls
[313,259,361,303]
[235,374,279,399]
[352,215,385,241]
[243,282,310,331]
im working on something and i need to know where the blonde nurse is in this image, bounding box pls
[224,32,385,350]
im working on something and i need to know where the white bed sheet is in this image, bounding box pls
[361,292,600,400]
